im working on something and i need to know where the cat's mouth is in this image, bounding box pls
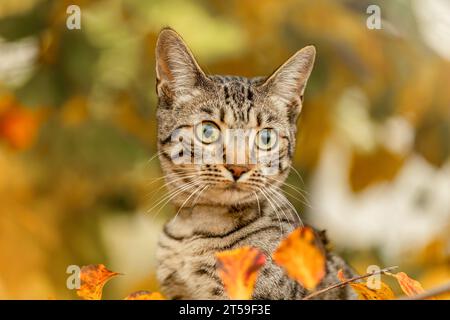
[205,182,255,204]
[223,183,242,191]
[217,181,257,194]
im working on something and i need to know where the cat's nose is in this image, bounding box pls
[224,164,250,181]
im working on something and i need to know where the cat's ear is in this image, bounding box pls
[155,28,208,102]
[260,46,316,115]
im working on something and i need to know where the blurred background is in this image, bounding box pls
[0,0,449,299]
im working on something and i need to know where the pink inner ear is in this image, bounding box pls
[258,46,315,107]
[155,33,212,98]
[157,55,175,83]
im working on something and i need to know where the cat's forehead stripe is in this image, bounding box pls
[219,80,256,126]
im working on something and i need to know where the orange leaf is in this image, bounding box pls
[124,290,165,300]
[0,105,39,150]
[76,264,120,300]
[216,246,266,300]
[273,227,325,290]
[337,269,395,300]
[387,272,428,298]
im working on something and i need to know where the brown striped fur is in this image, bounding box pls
[154,28,356,300]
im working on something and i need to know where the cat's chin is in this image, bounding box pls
[203,184,256,206]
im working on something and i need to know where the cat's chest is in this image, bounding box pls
[156,234,227,299]
[155,214,292,299]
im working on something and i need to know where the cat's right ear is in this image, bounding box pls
[155,28,208,103]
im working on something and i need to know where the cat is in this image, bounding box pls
[154,27,356,300]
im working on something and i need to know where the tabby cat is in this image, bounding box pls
[155,28,356,300]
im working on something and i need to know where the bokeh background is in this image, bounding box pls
[0,0,449,299]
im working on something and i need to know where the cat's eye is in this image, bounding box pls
[195,121,221,144]
[255,128,277,150]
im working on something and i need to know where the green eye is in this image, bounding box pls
[195,121,221,144]
[256,128,277,150]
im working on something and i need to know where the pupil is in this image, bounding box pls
[204,126,212,138]
[262,131,270,145]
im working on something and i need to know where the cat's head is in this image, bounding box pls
[155,28,315,206]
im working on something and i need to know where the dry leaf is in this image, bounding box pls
[216,246,266,300]
[273,227,325,290]
[337,269,395,300]
[387,272,429,298]
[77,264,120,300]
[124,290,165,300]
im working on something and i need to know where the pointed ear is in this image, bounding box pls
[155,28,208,101]
[260,46,316,115]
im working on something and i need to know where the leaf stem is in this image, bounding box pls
[302,266,399,300]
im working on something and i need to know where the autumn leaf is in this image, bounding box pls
[124,290,165,300]
[337,269,395,300]
[386,272,429,298]
[0,103,39,150]
[77,264,120,300]
[216,246,266,300]
[273,227,325,290]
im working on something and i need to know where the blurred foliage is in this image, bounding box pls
[0,0,448,299]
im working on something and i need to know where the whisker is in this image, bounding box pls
[192,184,210,207]
[148,173,200,201]
[257,187,284,241]
[147,179,201,217]
[261,185,293,231]
[266,176,311,207]
[145,151,165,167]
[267,186,304,227]
[268,182,311,209]
[147,182,201,223]
[288,164,306,187]
[171,184,207,224]
[144,171,200,193]
[267,176,308,194]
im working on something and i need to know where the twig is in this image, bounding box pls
[302,266,399,300]
[398,281,450,300]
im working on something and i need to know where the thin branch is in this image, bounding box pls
[302,266,399,300]
[398,281,450,300]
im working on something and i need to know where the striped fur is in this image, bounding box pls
[154,28,357,300]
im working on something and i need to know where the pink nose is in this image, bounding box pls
[224,165,250,181]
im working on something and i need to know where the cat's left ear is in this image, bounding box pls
[260,46,316,116]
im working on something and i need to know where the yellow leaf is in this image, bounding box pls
[337,269,395,300]
[273,227,325,290]
[387,272,429,298]
[124,290,165,300]
[76,264,120,300]
[216,246,266,300]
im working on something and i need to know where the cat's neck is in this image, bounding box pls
[164,201,264,238]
